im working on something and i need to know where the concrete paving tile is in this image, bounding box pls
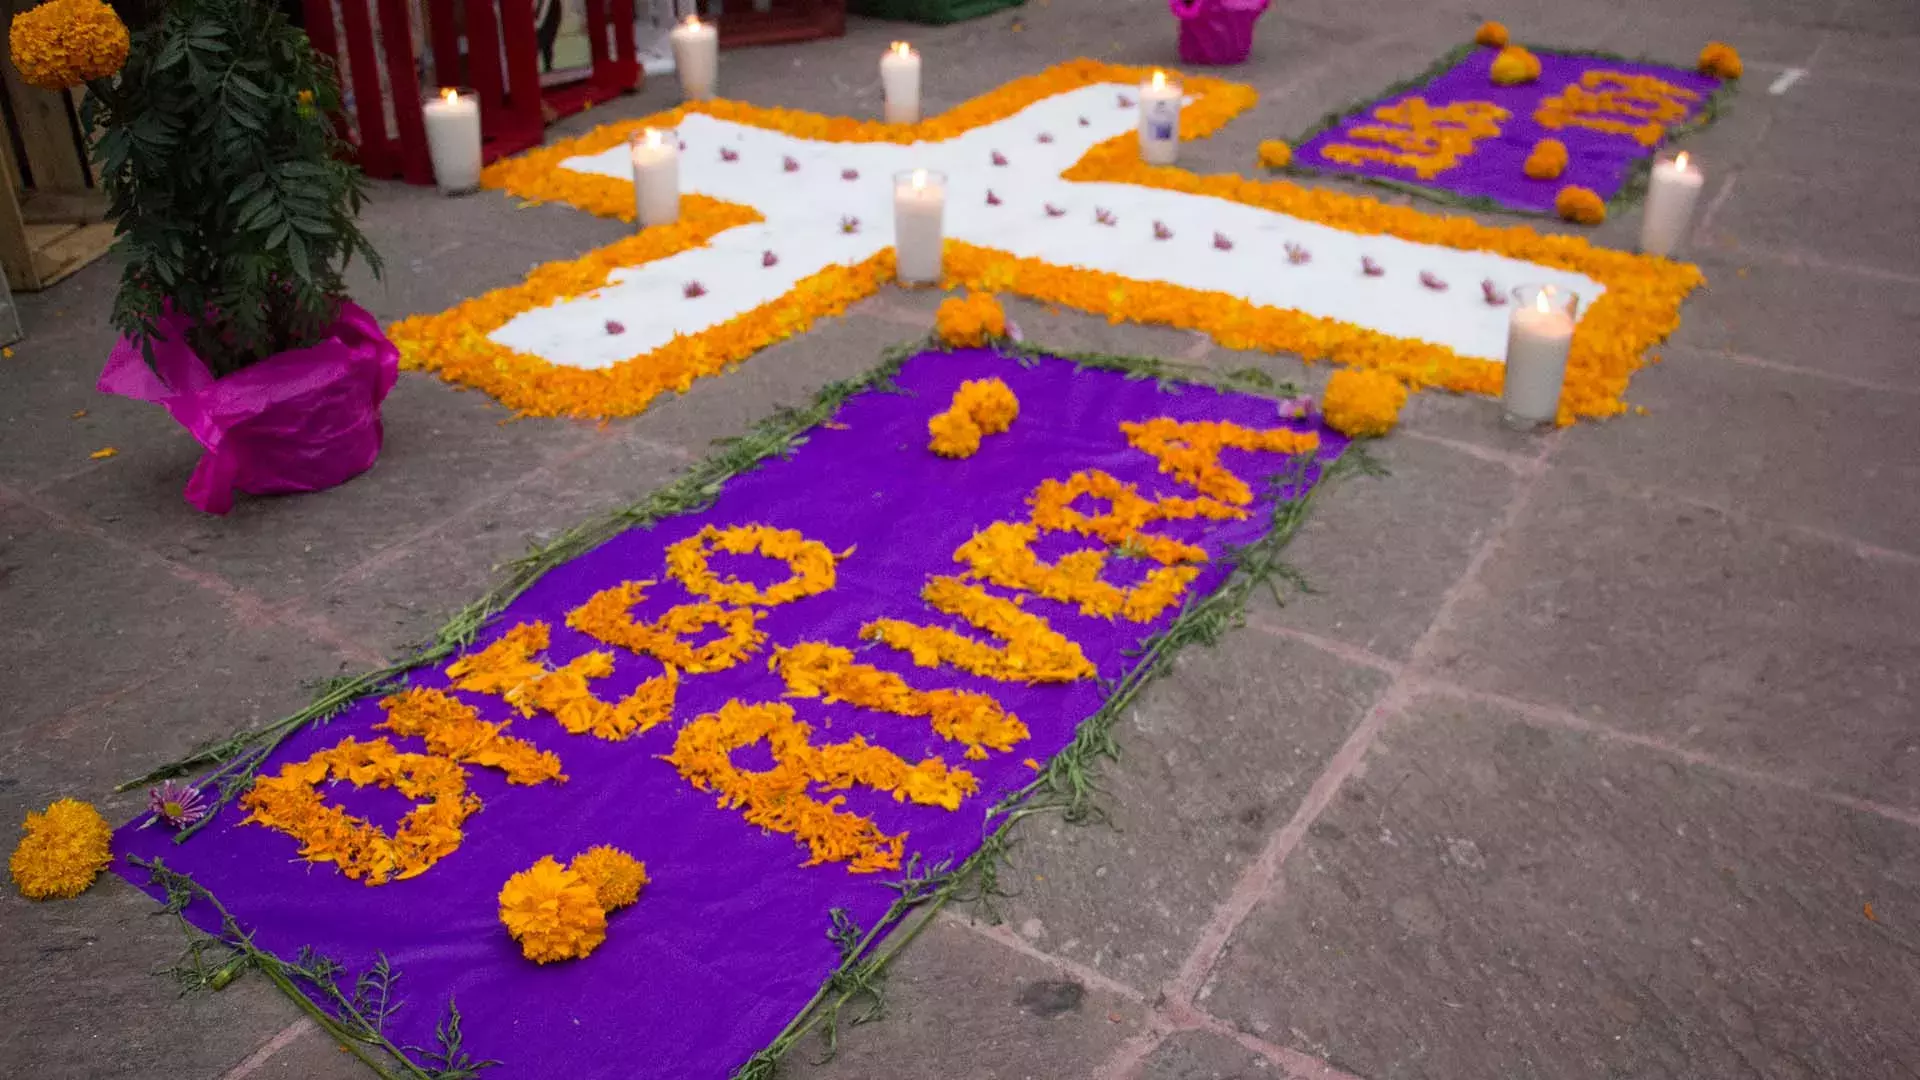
[952,633,1388,989]
[1665,256,1920,389]
[1818,31,1920,86]
[8,257,117,343]
[1552,345,1920,554]
[1201,690,1920,1080]
[0,321,190,493]
[0,619,355,825]
[1749,74,1920,177]
[305,436,685,656]
[244,1024,377,1079]
[1141,1029,1286,1080]
[620,310,920,456]
[999,296,1212,361]
[1422,468,1920,811]
[1249,438,1524,661]
[0,501,277,740]
[772,917,1150,1080]
[0,877,313,1080]
[1602,11,1827,65]
[1830,0,1920,37]
[1704,166,1920,278]
[32,374,600,609]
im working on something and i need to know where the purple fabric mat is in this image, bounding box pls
[114,348,1348,1079]
[1294,47,1722,213]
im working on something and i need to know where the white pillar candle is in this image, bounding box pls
[892,168,946,284]
[880,42,921,125]
[1501,285,1579,429]
[422,88,482,195]
[670,15,718,101]
[1639,151,1704,258]
[629,127,680,228]
[1138,70,1182,166]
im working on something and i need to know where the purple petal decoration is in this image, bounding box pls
[1482,279,1507,306]
[605,320,626,335]
[1420,271,1448,291]
[1213,232,1234,251]
[112,349,1351,1080]
[1292,48,1724,214]
[1361,256,1385,277]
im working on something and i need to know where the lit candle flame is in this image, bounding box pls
[891,41,913,57]
[1150,70,1167,90]
[682,14,700,27]
[1674,151,1691,171]
[440,87,460,104]
[644,128,663,149]
[1535,289,1552,314]
[911,168,928,190]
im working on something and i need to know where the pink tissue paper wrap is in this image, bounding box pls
[97,301,399,515]
[1168,0,1269,66]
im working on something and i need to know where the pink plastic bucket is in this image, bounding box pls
[1170,0,1268,66]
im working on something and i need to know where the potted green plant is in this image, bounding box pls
[10,0,397,514]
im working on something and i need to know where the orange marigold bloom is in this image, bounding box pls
[928,409,983,458]
[9,798,112,900]
[772,642,1031,760]
[1474,21,1509,48]
[1698,42,1742,79]
[927,377,1019,459]
[1256,139,1292,169]
[934,293,1008,348]
[665,700,976,872]
[1489,46,1542,86]
[1554,185,1607,225]
[665,523,840,607]
[1321,368,1407,437]
[862,576,1096,684]
[8,0,128,91]
[499,856,608,963]
[242,737,482,885]
[568,845,648,911]
[1523,138,1568,180]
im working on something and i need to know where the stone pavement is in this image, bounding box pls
[3,0,1918,1076]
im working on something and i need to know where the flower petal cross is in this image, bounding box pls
[391,60,1701,426]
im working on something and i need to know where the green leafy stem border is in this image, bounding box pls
[1271,41,1738,220]
[118,339,1381,1080]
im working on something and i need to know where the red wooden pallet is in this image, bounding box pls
[710,0,845,48]
[306,0,640,185]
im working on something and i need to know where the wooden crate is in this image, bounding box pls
[0,3,116,293]
[707,0,845,48]
[308,0,642,185]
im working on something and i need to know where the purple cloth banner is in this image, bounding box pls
[1294,47,1722,213]
[115,349,1346,1079]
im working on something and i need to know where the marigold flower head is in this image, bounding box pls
[1474,21,1509,48]
[499,856,609,963]
[1489,46,1541,86]
[928,409,983,458]
[8,0,129,91]
[1554,184,1607,225]
[1256,139,1292,169]
[1321,368,1407,438]
[1698,42,1742,79]
[568,846,648,911]
[934,293,1007,348]
[1523,138,1568,180]
[10,798,112,900]
[952,378,1018,434]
